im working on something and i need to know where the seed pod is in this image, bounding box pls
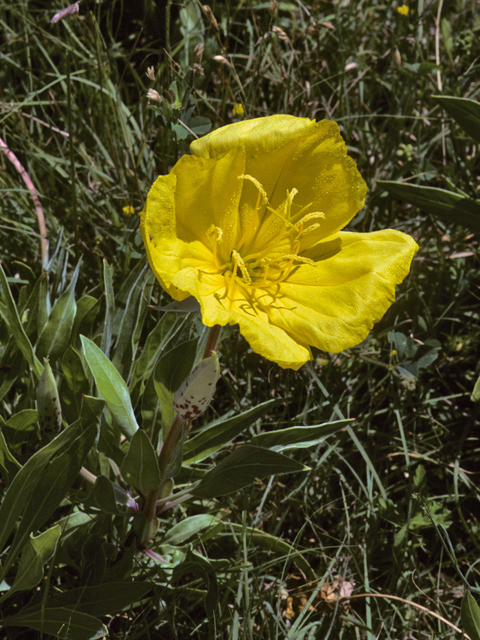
[37,358,62,432]
[173,352,220,421]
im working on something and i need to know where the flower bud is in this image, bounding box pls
[212,54,230,65]
[272,25,289,42]
[146,89,162,103]
[194,43,204,62]
[174,352,220,421]
[393,47,402,69]
[37,358,62,432]
[203,5,218,30]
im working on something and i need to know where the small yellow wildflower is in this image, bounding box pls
[141,115,418,370]
[397,4,409,15]
[232,103,244,117]
[122,205,135,217]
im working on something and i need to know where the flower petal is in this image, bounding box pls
[265,229,418,353]
[173,150,245,250]
[192,116,367,238]
[141,149,246,298]
[170,265,312,370]
[191,115,317,159]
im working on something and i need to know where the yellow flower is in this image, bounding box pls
[397,4,409,15]
[233,103,244,117]
[141,115,418,370]
[122,205,135,217]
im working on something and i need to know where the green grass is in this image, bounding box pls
[1,0,480,638]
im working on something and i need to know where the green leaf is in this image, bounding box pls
[2,409,38,446]
[472,374,480,402]
[0,419,92,562]
[0,263,43,379]
[162,514,226,546]
[36,259,81,361]
[1,607,107,640]
[191,445,308,499]
[2,524,61,601]
[164,423,187,480]
[111,263,150,377]
[2,423,97,578]
[0,429,21,486]
[153,338,198,439]
[251,419,352,452]
[188,115,212,136]
[5,408,38,432]
[434,95,480,144]
[71,294,100,343]
[228,523,316,581]
[171,558,218,618]
[34,581,153,617]
[120,429,161,492]
[155,338,198,393]
[461,591,480,640]
[141,372,164,449]
[153,380,175,442]
[61,344,89,422]
[81,335,139,438]
[130,312,186,390]
[0,351,25,403]
[101,259,115,357]
[183,399,283,464]
[377,180,480,234]
[93,475,127,514]
[20,271,48,337]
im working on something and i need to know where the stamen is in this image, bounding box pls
[298,211,325,225]
[221,176,320,292]
[294,222,321,242]
[238,174,269,204]
[231,250,251,284]
[207,225,224,269]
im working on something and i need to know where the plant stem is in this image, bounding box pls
[0,136,48,264]
[158,414,184,478]
[203,324,221,359]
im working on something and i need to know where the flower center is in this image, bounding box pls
[208,175,324,292]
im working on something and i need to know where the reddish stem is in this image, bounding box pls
[0,137,48,264]
[203,324,221,359]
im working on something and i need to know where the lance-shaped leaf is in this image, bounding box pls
[377,180,480,235]
[101,259,115,357]
[0,264,43,379]
[228,523,316,581]
[36,259,81,361]
[13,581,153,617]
[120,429,161,492]
[461,591,480,640]
[1,423,97,578]
[191,445,308,499]
[162,514,227,546]
[80,335,139,438]
[1,524,61,601]
[0,419,91,562]
[434,95,480,144]
[0,607,107,640]
[0,430,21,486]
[251,419,352,452]
[183,398,283,464]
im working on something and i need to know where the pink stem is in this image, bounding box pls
[0,136,48,264]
